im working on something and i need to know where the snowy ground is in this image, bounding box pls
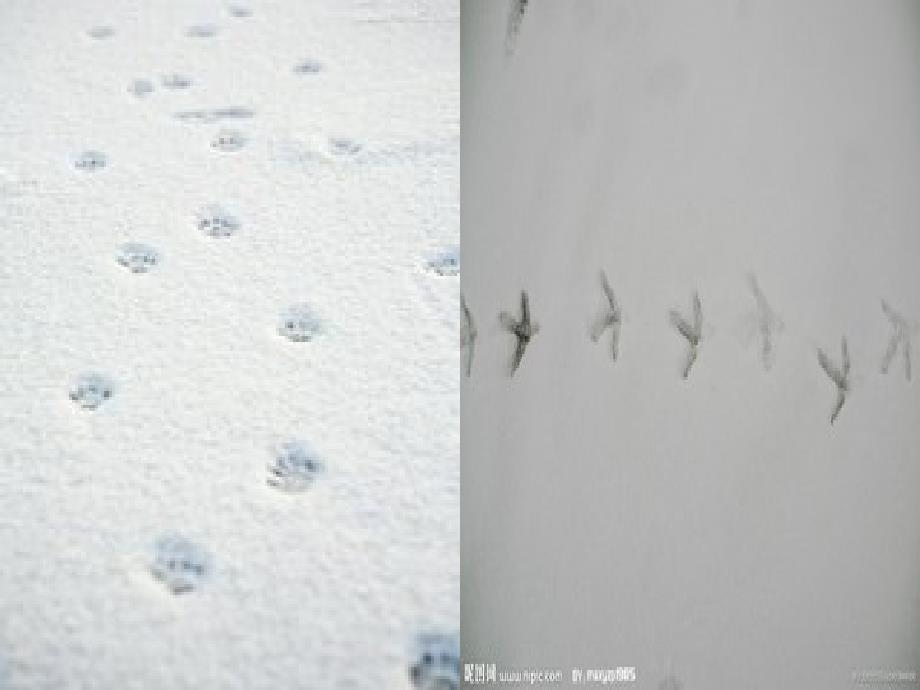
[462,1,920,688]
[0,1,458,688]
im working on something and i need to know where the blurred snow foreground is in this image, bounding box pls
[0,0,458,688]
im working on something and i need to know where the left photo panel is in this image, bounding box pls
[0,1,459,688]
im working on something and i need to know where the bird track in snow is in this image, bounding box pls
[669,292,703,379]
[818,336,850,424]
[500,290,539,376]
[590,270,622,361]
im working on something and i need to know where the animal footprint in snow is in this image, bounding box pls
[73,150,107,172]
[880,300,914,381]
[69,372,114,410]
[211,128,247,152]
[116,242,160,273]
[293,59,324,75]
[500,290,539,376]
[277,303,322,342]
[590,270,622,361]
[747,274,783,370]
[505,0,529,56]
[186,23,218,38]
[461,294,477,377]
[174,107,255,124]
[127,78,154,98]
[659,675,683,690]
[818,336,850,424]
[228,5,252,18]
[87,25,114,40]
[267,441,323,492]
[408,632,460,690]
[327,136,362,157]
[425,246,460,277]
[196,204,240,237]
[670,292,703,379]
[149,534,210,594]
[161,73,192,90]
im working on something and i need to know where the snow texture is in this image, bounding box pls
[462,1,920,688]
[0,0,458,687]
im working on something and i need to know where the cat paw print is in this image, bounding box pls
[69,372,114,410]
[116,242,160,274]
[409,632,460,690]
[73,150,108,173]
[277,303,322,342]
[266,441,323,493]
[149,534,211,594]
[196,204,240,237]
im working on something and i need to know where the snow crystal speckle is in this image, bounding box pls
[409,633,460,690]
[73,150,107,172]
[424,246,460,277]
[196,204,240,237]
[211,128,248,152]
[277,303,322,342]
[116,242,160,273]
[69,372,114,410]
[267,441,323,492]
[149,534,210,594]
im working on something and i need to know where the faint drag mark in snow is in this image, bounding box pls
[746,274,783,371]
[127,78,154,98]
[461,294,477,378]
[818,336,851,425]
[186,23,219,38]
[268,135,454,170]
[590,270,622,361]
[500,290,539,376]
[69,372,114,410]
[160,73,192,90]
[505,0,529,56]
[210,128,248,152]
[267,440,323,493]
[174,107,255,124]
[408,632,460,690]
[424,245,460,277]
[277,303,323,343]
[880,299,915,381]
[86,25,115,40]
[116,242,161,274]
[73,150,108,173]
[195,204,240,237]
[149,534,210,594]
[669,292,703,379]
[292,59,324,75]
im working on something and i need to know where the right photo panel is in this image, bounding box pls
[461,1,920,688]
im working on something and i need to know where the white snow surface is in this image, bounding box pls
[462,1,920,688]
[0,1,458,688]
